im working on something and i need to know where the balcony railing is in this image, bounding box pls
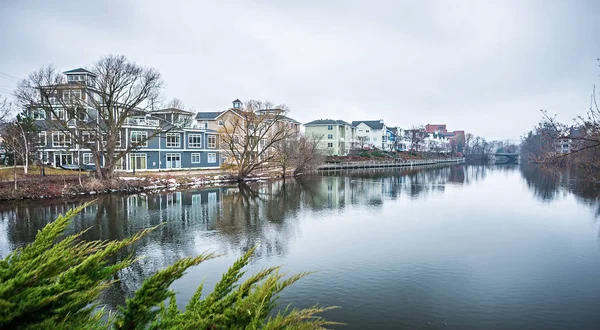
[127,118,159,126]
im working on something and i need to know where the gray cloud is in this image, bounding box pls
[1,0,599,140]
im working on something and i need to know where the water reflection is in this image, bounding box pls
[521,164,600,219]
[2,163,599,326]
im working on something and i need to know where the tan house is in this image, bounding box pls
[195,99,301,164]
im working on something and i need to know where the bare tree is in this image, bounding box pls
[273,133,325,177]
[0,96,12,124]
[219,100,299,180]
[273,133,298,178]
[15,55,173,180]
[356,136,368,150]
[164,97,186,109]
[1,112,38,186]
[404,126,426,151]
[292,134,325,175]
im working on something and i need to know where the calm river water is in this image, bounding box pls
[2,165,600,329]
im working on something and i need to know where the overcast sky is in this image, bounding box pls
[1,0,599,140]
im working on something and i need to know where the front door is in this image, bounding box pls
[165,153,181,169]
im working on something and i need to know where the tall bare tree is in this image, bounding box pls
[219,100,299,180]
[15,55,171,180]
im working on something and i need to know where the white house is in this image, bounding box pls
[352,120,393,151]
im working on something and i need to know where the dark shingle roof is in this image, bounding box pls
[195,111,223,120]
[304,119,351,126]
[154,108,195,115]
[63,68,94,75]
[232,99,242,103]
[280,116,301,124]
[352,120,384,130]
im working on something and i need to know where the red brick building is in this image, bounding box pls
[425,124,447,133]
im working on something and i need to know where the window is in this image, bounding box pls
[327,125,333,130]
[218,120,224,126]
[207,135,216,148]
[52,132,71,147]
[327,143,333,148]
[166,133,180,148]
[327,134,333,139]
[32,109,46,119]
[53,108,66,120]
[82,153,93,165]
[188,134,202,148]
[62,90,81,101]
[115,131,122,148]
[81,131,93,144]
[131,131,148,147]
[207,153,216,163]
[366,130,370,133]
[191,153,201,163]
[38,132,47,146]
[114,156,124,170]
[130,153,147,170]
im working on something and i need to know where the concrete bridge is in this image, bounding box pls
[493,153,519,164]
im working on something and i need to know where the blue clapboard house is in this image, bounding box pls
[31,68,222,172]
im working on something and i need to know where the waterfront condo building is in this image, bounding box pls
[30,68,222,171]
[352,120,395,151]
[304,119,357,156]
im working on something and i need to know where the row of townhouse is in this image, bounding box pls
[29,68,301,172]
[304,119,401,156]
[304,119,463,156]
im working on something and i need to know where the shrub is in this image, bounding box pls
[359,151,371,158]
[0,204,338,329]
[371,151,383,158]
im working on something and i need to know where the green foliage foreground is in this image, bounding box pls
[0,203,338,329]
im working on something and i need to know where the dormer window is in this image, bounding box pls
[232,99,242,109]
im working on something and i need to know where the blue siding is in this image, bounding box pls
[36,124,221,171]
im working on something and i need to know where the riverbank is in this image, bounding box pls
[0,170,281,201]
[0,157,463,201]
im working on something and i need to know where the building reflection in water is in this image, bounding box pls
[0,164,495,309]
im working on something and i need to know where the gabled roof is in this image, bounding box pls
[232,99,242,103]
[352,120,384,130]
[305,119,352,126]
[195,111,223,120]
[63,68,95,75]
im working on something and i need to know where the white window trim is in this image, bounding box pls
[188,134,202,148]
[38,131,47,146]
[131,131,148,147]
[191,153,201,163]
[52,132,71,148]
[207,153,217,163]
[115,131,122,148]
[130,153,147,170]
[166,133,180,148]
[82,153,93,165]
[207,135,216,148]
